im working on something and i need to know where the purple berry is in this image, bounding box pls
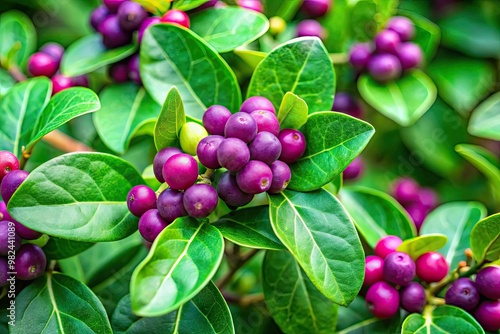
[157,189,187,223]
[27,52,58,77]
[203,105,232,136]
[278,129,307,164]
[117,1,147,32]
[236,160,273,194]
[72,75,89,87]
[397,42,423,71]
[0,221,21,255]
[301,0,330,17]
[367,53,402,82]
[268,160,291,194]
[475,266,500,300]
[138,17,161,43]
[415,252,448,283]
[417,188,438,210]
[153,147,182,183]
[197,135,224,169]
[374,235,402,259]
[400,282,426,313]
[363,255,384,287]
[386,16,415,41]
[51,74,74,95]
[296,19,324,38]
[161,10,190,28]
[0,202,13,222]
[98,15,132,49]
[40,42,64,66]
[90,5,110,30]
[183,184,218,218]
[109,60,129,82]
[0,258,8,286]
[217,172,254,207]
[237,0,262,12]
[349,43,372,71]
[217,138,250,172]
[332,92,363,119]
[343,157,364,180]
[163,153,199,190]
[15,244,46,280]
[1,170,29,204]
[392,177,420,204]
[383,251,416,286]
[138,209,168,242]
[0,151,19,182]
[14,222,42,240]
[406,203,427,232]
[103,0,126,14]
[225,112,258,143]
[128,54,141,85]
[127,185,157,217]
[365,281,400,319]
[445,278,480,311]
[249,110,280,136]
[249,132,282,165]
[240,96,276,114]
[374,29,401,54]
[474,300,500,332]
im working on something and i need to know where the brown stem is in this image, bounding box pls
[8,65,27,82]
[222,291,265,307]
[217,248,260,289]
[42,130,94,153]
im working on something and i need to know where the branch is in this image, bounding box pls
[42,130,94,153]
[217,248,260,289]
[222,291,265,307]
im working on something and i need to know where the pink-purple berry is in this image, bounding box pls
[161,10,190,28]
[400,282,426,313]
[374,29,401,54]
[163,153,199,190]
[383,251,416,286]
[217,138,250,172]
[157,188,187,223]
[127,185,157,217]
[386,16,415,41]
[90,5,110,30]
[343,157,364,180]
[296,20,324,39]
[183,184,218,218]
[374,235,402,259]
[392,177,420,204]
[14,221,42,240]
[268,160,292,194]
[367,53,402,82]
[225,112,258,143]
[445,278,480,312]
[475,266,500,300]
[217,172,254,208]
[415,252,449,284]
[98,15,132,49]
[27,52,59,77]
[15,244,46,280]
[40,42,64,66]
[0,151,19,182]
[236,160,273,194]
[153,147,182,183]
[0,221,21,255]
[117,1,147,32]
[203,105,232,136]
[138,209,169,242]
[197,135,225,169]
[397,42,423,70]
[365,281,400,319]
[138,17,161,43]
[301,0,330,17]
[103,0,126,14]
[278,129,307,164]
[349,43,372,71]
[332,92,363,119]
[473,300,500,332]
[249,132,282,165]
[249,110,280,136]
[1,170,29,204]
[363,255,384,287]
[240,96,276,114]
[51,74,75,95]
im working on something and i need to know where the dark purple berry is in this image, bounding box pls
[128,54,141,85]
[103,0,126,14]
[417,188,438,210]
[183,184,218,218]
[278,129,307,164]
[15,244,46,280]
[27,52,58,77]
[367,53,402,82]
[15,222,42,240]
[400,282,426,313]
[153,147,182,183]
[40,42,64,66]
[301,0,330,17]
[445,278,480,311]
[163,153,199,190]
[197,135,224,169]
[217,172,254,207]
[138,209,168,242]
[365,281,400,319]
[406,203,427,232]
[363,255,384,287]
[383,251,416,286]
[157,189,187,223]
[127,185,157,217]
[392,177,420,204]
[268,160,291,194]
[397,42,423,71]
[217,138,250,172]
[1,170,29,204]
[90,5,110,30]
[374,29,401,54]
[0,221,21,255]
[386,16,415,41]
[109,60,129,82]
[0,202,13,222]
[203,105,232,136]
[0,258,8,286]
[98,15,132,49]
[249,132,282,165]
[349,43,372,71]
[343,157,364,180]
[296,20,324,39]
[138,16,161,43]
[415,252,448,283]
[51,74,74,95]
[240,96,276,114]
[117,1,147,32]
[161,10,190,28]
[236,160,273,194]
[249,110,280,136]
[332,92,363,119]
[374,235,402,259]
[0,151,19,182]
[225,112,258,143]
[475,266,500,300]
[72,75,89,87]
[474,300,500,332]
[237,0,262,12]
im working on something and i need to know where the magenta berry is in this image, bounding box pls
[0,221,21,255]
[157,189,187,223]
[363,255,384,287]
[343,157,364,180]
[0,258,8,286]
[27,52,59,77]
[98,15,132,49]
[128,54,141,85]
[474,300,500,332]
[197,135,225,169]
[374,235,403,259]
[349,43,372,71]
[365,281,400,319]
[301,0,330,17]
[249,132,282,165]
[109,61,129,82]
[1,170,29,204]
[415,252,448,284]
[0,202,13,222]
[374,29,401,54]
[332,92,363,119]
[90,5,110,30]
[161,10,190,28]
[203,105,232,136]
[0,151,19,182]
[240,96,276,114]
[417,188,438,210]
[445,278,480,311]
[386,16,415,41]
[296,20,324,39]
[183,184,218,218]
[237,0,262,12]
[138,17,161,43]
[406,203,427,232]
[51,74,74,95]
[383,251,416,286]
[268,160,291,194]
[117,1,147,32]
[15,222,42,240]
[72,75,89,87]
[392,177,420,204]
[278,129,306,164]
[163,153,199,190]
[127,185,157,217]
[475,266,500,300]
[138,209,168,242]
[400,282,426,313]
[367,53,402,82]
[397,42,423,70]
[225,112,258,143]
[236,160,273,194]
[40,42,64,65]
[249,110,280,136]
[217,172,254,208]
[103,0,126,13]
[15,244,47,280]
[217,138,250,172]
[153,147,182,183]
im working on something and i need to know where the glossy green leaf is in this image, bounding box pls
[61,34,136,77]
[420,202,486,269]
[397,234,448,260]
[94,83,160,154]
[172,0,209,11]
[43,237,95,260]
[233,49,266,69]
[340,186,416,248]
[247,37,335,113]
[268,189,364,306]
[154,86,186,151]
[131,217,224,316]
[141,24,241,120]
[112,282,234,334]
[468,92,500,141]
[11,272,112,334]
[358,70,437,126]
[401,305,484,334]
[213,206,284,250]
[262,0,302,21]
[8,152,143,242]
[0,10,36,68]
[288,112,374,192]
[277,92,308,130]
[401,11,441,61]
[132,0,171,15]
[191,7,269,53]
[263,250,338,334]
[470,213,500,263]
[0,68,15,97]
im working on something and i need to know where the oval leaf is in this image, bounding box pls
[0,68,15,97]
[277,92,308,130]
[8,152,143,242]
[154,86,186,150]
[233,49,266,69]
[358,70,437,126]
[262,0,302,21]
[468,92,500,141]
[131,217,224,316]
[247,37,335,113]
[0,10,36,68]
[470,213,500,263]
[141,24,241,120]
[132,0,172,15]
[288,112,374,192]
[397,234,448,260]
[268,189,364,306]
[43,237,95,260]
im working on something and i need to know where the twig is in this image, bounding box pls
[222,291,265,307]
[42,130,94,153]
[8,65,27,82]
[330,53,349,64]
[217,248,260,289]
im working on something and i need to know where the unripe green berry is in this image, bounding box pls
[179,122,208,156]
[269,16,286,35]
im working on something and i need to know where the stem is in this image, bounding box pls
[217,248,260,289]
[42,130,94,153]
[8,65,27,82]
[428,259,485,296]
[222,291,265,307]
[330,53,349,64]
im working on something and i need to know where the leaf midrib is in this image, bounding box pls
[47,273,65,334]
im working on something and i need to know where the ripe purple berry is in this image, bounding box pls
[27,52,59,77]
[374,29,401,54]
[157,188,187,223]
[128,53,141,85]
[240,96,276,114]
[365,281,400,319]
[109,60,129,82]
[374,235,403,259]
[415,252,448,283]
[343,157,364,180]
[392,177,420,204]
[0,151,19,182]
[163,153,199,190]
[40,42,64,66]
[197,135,224,169]
[400,282,426,313]
[474,300,500,332]
[249,132,282,165]
[475,266,500,300]
[1,170,29,204]
[72,75,89,87]
[15,222,42,240]
[278,129,307,164]
[183,184,218,218]
[301,0,330,17]
[15,244,47,280]
[296,20,324,39]
[203,105,232,136]
[51,74,74,95]
[98,15,132,49]
[153,147,182,183]
[249,110,280,136]
[236,160,273,194]
[417,188,438,210]
[117,1,147,32]
[268,160,291,194]
[363,255,384,287]
[397,42,423,71]
[217,138,250,172]
[386,16,415,41]
[90,5,110,30]
[383,251,416,286]
[127,185,157,217]
[0,201,12,222]
[138,209,168,242]
[406,203,427,232]
[161,10,190,28]
[367,53,402,82]
[332,92,363,119]
[217,172,254,208]
[103,0,126,14]
[0,258,8,286]
[237,0,263,12]
[445,278,480,311]
[225,112,258,143]
[349,43,372,71]
[138,17,161,43]
[0,221,21,255]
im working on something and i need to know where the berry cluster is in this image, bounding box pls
[27,43,88,95]
[295,0,331,39]
[0,151,46,286]
[349,16,423,82]
[391,177,438,232]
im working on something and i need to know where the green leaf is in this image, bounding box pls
[61,34,137,77]
[112,282,234,334]
[420,202,487,269]
[288,112,374,192]
[43,237,95,260]
[8,152,143,242]
[142,164,162,189]
[397,234,448,260]
[131,217,224,316]
[94,83,160,154]
[340,186,416,248]
[401,305,484,334]
[262,0,302,21]
[0,68,15,97]
[141,24,241,120]
[268,189,364,306]
[132,0,171,15]
[0,10,36,68]
[247,37,335,113]
[233,49,266,69]
[191,7,269,53]
[213,206,285,250]
[172,0,209,11]
[400,11,441,61]
[358,70,437,126]
[11,272,112,334]
[470,213,500,263]
[277,92,308,130]
[468,92,500,141]
[154,86,186,151]
[263,250,338,334]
